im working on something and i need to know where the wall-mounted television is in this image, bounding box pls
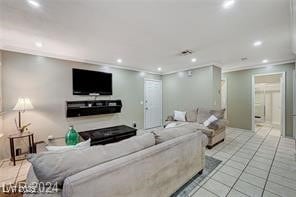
[73,68,112,95]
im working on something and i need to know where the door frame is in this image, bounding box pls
[251,72,286,136]
[144,78,163,130]
[293,69,296,138]
[221,78,228,119]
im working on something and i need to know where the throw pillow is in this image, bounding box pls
[174,111,186,122]
[203,115,218,127]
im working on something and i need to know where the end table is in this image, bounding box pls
[8,132,35,166]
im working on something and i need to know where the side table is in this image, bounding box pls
[8,132,35,166]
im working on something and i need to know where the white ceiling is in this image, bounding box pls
[0,0,295,74]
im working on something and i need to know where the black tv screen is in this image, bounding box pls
[73,68,112,95]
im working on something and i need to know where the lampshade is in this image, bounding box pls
[13,98,34,111]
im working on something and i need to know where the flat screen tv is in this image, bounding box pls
[73,68,112,95]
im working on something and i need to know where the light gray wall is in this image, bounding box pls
[0,50,160,159]
[224,63,295,137]
[162,65,221,119]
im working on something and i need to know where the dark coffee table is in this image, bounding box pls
[79,125,137,146]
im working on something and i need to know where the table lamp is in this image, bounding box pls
[13,98,34,133]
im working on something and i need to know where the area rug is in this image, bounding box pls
[171,156,222,197]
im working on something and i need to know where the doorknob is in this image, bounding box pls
[145,107,148,110]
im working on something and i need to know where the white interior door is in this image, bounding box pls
[144,79,162,129]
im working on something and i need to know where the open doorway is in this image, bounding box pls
[252,73,285,136]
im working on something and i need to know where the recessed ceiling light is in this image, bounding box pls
[117,59,122,63]
[262,59,268,63]
[253,41,263,47]
[157,67,162,71]
[191,58,197,63]
[35,41,43,47]
[27,0,40,8]
[223,0,235,9]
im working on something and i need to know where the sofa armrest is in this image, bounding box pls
[34,141,47,153]
[208,119,228,130]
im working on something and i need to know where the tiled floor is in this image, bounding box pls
[0,159,31,187]
[191,126,296,197]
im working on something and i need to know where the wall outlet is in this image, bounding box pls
[48,135,54,140]
[132,121,137,128]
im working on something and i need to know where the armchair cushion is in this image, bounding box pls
[196,108,212,124]
[185,110,198,122]
[210,109,226,119]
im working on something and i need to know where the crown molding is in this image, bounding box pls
[1,45,295,76]
[0,46,161,75]
[162,62,221,75]
[222,59,296,73]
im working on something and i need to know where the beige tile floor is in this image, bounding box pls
[191,126,296,197]
[0,126,295,197]
[0,159,31,187]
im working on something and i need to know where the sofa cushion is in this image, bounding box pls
[186,110,198,122]
[210,109,225,119]
[153,125,197,144]
[196,108,212,124]
[27,133,155,186]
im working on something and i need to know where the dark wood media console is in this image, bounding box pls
[78,125,137,146]
[66,100,122,118]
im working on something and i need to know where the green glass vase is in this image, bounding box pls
[65,126,79,145]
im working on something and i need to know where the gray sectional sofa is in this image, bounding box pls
[25,126,207,197]
[165,108,228,148]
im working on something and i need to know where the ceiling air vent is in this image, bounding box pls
[180,50,194,56]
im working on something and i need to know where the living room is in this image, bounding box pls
[1,0,296,197]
